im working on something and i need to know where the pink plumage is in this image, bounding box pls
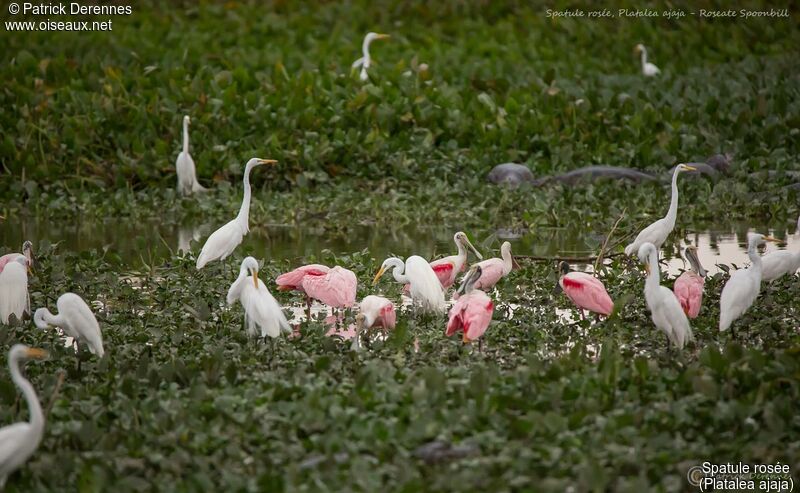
[0,254,16,274]
[403,261,459,293]
[359,295,397,330]
[673,271,704,319]
[446,291,494,342]
[276,264,330,292]
[559,272,614,317]
[301,266,357,308]
[470,259,505,290]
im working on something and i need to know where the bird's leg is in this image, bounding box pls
[580,309,585,321]
[478,338,483,353]
[74,341,81,373]
[305,295,312,322]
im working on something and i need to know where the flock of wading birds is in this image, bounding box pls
[2,33,800,486]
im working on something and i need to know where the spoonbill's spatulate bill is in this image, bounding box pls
[352,295,396,351]
[405,232,482,291]
[555,261,614,319]
[196,158,277,269]
[673,246,706,319]
[34,292,105,358]
[374,255,445,314]
[227,257,291,339]
[638,242,692,349]
[175,115,206,195]
[352,32,390,81]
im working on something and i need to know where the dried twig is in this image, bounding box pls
[594,208,627,272]
[45,370,66,419]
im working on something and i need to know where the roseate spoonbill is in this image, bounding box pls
[351,295,396,351]
[459,241,518,294]
[34,293,104,369]
[276,264,331,319]
[0,255,29,325]
[373,256,445,315]
[196,158,277,269]
[0,345,48,489]
[301,266,358,325]
[673,246,706,319]
[352,32,390,81]
[227,257,291,339]
[634,44,660,76]
[638,242,692,350]
[405,232,482,291]
[175,115,206,195]
[624,164,696,256]
[0,241,33,273]
[446,266,494,348]
[761,248,800,282]
[554,262,614,319]
[719,233,779,335]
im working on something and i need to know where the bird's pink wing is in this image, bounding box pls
[378,303,396,329]
[0,254,13,274]
[474,259,504,290]
[674,272,704,318]
[276,264,330,292]
[561,273,614,316]
[430,260,456,288]
[446,298,468,337]
[462,294,494,341]
[302,267,357,308]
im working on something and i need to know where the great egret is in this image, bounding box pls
[405,232,482,291]
[227,257,291,339]
[624,164,696,256]
[0,255,29,324]
[673,246,706,318]
[638,242,692,349]
[719,232,779,335]
[352,32,390,81]
[196,158,277,269]
[300,266,358,326]
[351,295,396,351]
[761,248,800,282]
[458,241,517,295]
[446,266,494,346]
[175,115,206,195]
[34,293,105,367]
[373,255,445,314]
[0,345,48,489]
[554,261,614,319]
[276,264,331,319]
[634,44,660,76]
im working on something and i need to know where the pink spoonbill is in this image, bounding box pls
[406,232,482,292]
[276,264,331,319]
[446,266,494,349]
[554,261,614,320]
[457,241,517,295]
[352,295,396,351]
[301,266,358,324]
[672,246,706,318]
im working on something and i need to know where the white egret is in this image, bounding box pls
[638,242,692,349]
[634,44,660,77]
[175,115,206,195]
[227,257,291,339]
[352,32,390,81]
[0,344,48,489]
[0,255,30,324]
[625,164,696,256]
[373,255,445,315]
[719,232,779,335]
[34,293,105,367]
[196,158,277,269]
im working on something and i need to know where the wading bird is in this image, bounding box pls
[227,257,291,339]
[719,233,779,335]
[760,247,800,282]
[34,293,104,367]
[175,115,206,196]
[638,242,692,349]
[0,255,29,324]
[458,241,517,294]
[0,241,33,273]
[276,264,331,319]
[635,44,660,76]
[374,256,445,315]
[352,32,390,81]
[555,261,614,319]
[673,246,706,318]
[446,266,494,348]
[624,164,696,256]
[196,158,277,269]
[301,266,358,324]
[351,295,396,351]
[406,232,482,291]
[0,345,48,489]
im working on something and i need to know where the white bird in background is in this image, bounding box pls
[373,255,446,315]
[719,232,779,335]
[227,257,291,339]
[625,164,696,256]
[638,242,692,349]
[175,115,206,196]
[34,293,105,365]
[761,247,800,282]
[352,32,390,81]
[0,255,30,324]
[0,344,48,489]
[635,44,660,77]
[196,158,277,269]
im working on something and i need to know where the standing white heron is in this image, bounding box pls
[0,344,48,489]
[625,164,696,256]
[634,44,660,77]
[352,32,390,81]
[0,254,30,324]
[34,293,104,368]
[719,232,779,335]
[373,255,445,315]
[175,115,206,196]
[196,158,277,269]
[227,257,291,339]
[638,242,692,349]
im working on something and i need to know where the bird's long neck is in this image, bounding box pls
[182,120,189,154]
[502,249,513,274]
[454,242,467,269]
[640,48,648,67]
[391,260,408,284]
[748,240,763,274]
[362,38,371,61]
[34,309,56,330]
[646,251,661,289]
[236,163,255,226]
[11,356,44,433]
[664,169,680,225]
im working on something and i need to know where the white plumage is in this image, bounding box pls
[352,32,390,81]
[175,115,206,195]
[635,44,660,77]
[638,242,692,349]
[227,257,291,338]
[34,293,105,357]
[760,250,800,282]
[374,255,445,314]
[0,256,29,324]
